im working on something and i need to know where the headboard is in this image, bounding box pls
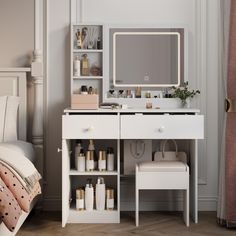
[0,68,31,141]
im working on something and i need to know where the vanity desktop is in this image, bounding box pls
[61,23,204,227]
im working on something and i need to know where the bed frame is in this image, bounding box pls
[0,52,44,235]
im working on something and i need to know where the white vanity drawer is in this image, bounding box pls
[63,115,119,139]
[121,114,204,139]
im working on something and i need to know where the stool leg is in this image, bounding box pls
[183,189,189,227]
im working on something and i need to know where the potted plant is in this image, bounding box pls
[172,82,200,108]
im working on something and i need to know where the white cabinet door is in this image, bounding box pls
[121,114,204,139]
[63,114,119,139]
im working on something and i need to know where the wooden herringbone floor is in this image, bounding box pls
[18,211,235,236]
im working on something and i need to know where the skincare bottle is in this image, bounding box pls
[106,189,114,210]
[98,151,106,171]
[75,149,85,172]
[107,147,115,171]
[85,179,94,211]
[88,140,97,170]
[80,85,88,95]
[76,188,85,211]
[97,37,101,49]
[96,177,106,211]
[86,151,94,171]
[73,56,80,77]
[135,87,141,98]
[75,140,82,160]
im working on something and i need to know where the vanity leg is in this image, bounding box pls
[190,139,198,223]
[135,166,139,227]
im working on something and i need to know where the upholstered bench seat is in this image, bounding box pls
[138,161,188,172]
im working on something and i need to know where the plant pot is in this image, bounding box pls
[181,99,191,108]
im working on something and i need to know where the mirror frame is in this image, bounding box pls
[112,31,181,87]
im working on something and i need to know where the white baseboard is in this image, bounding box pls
[43,196,217,212]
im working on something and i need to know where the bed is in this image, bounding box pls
[0,67,43,235]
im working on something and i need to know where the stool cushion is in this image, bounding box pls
[138,161,188,172]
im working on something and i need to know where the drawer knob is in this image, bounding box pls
[158,126,165,133]
[86,126,94,131]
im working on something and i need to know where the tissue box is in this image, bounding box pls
[71,94,99,110]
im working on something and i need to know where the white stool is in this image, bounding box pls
[135,140,189,227]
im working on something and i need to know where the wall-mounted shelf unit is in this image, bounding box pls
[71,24,104,100]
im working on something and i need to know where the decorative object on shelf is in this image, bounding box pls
[172,81,200,108]
[87,27,97,49]
[107,147,115,171]
[75,140,82,160]
[85,179,94,211]
[98,150,106,171]
[75,148,86,172]
[90,64,102,76]
[86,151,94,171]
[75,29,82,49]
[73,56,80,77]
[81,54,90,76]
[135,87,141,98]
[106,189,114,210]
[81,27,88,49]
[146,102,152,109]
[76,189,85,211]
[96,177,106,211]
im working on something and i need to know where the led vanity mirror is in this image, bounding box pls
[112,31,181,87]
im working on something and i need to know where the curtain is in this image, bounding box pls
[218,0,236,227]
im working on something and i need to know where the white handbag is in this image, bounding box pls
[154,139,187,163]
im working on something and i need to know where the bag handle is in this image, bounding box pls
[161,139,178,159]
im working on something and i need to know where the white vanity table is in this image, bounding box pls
[62,107,204,227]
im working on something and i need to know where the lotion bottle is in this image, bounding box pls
[96,177,106,211]
[85,179,94,211]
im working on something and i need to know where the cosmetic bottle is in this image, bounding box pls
[106,189,114,210]
[86,151,94,171]
[96,177,106,211]
[97,37,101,49]
[85,179,94,211]
[80,85,88,95]
[75,140,82,160]
[75,149,85,172]
[135,87,141,98]
[73,56,80,77]
[76,188,85,211]
[98,151,106,171]
[88,140,97,170]
[107,147,115,171]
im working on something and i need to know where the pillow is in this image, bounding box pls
[0,177,22,232]
[0,96,20,142]
[0,141,35,163]
[0,162,41,212]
